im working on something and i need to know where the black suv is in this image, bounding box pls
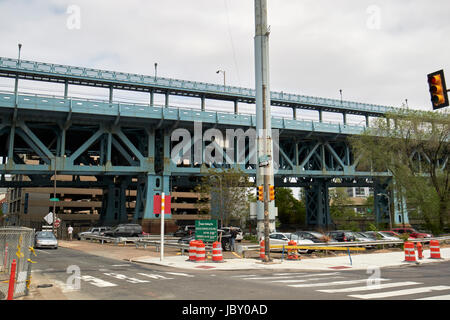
[326,230,357,242]
[103,224,143,237]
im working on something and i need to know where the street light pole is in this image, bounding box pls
[216,70,226,87]
[255,0,273,262]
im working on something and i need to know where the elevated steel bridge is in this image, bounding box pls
[0,57,401,229]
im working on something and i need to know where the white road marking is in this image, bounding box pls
[81,275,117,288]
[288,278,389,288]
[416,294,450,300]
[349,286,450,299]
[318,281,421,293]
[273,272,306,276]
[111,264,131,267]
[137,273,174,280]
[165,272,194,277]
[232,274,257,278]
[103,272,150,284]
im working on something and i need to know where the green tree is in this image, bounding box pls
[194,167,252,227]
[349,109,450,233]
[275,187,306,226]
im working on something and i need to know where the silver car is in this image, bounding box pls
[35,231,58,249]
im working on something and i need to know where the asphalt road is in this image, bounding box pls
[32,246,450,301]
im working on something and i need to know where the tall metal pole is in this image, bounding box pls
[255,0,273,262]
[52,156,56,235]
[160,192,165,261]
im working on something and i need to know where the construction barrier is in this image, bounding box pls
[416,242,423,260]
[429,240,441,259]
[7,259,17,300]
[195,240,206,263]
[404,242,416,262]
[260,240,265,260]
[212,241,223,262]
[287,240,299,260]
[188,240,197,262]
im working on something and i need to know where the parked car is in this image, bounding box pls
[352,232,376,248]
[262,232,315,254]
[380,231,401,238]
[35,231,58,249]
[364,231,400,241]
[174,225,196,237]
[293,231,327,243]
[326,230,357,242]
[77,226,112,240]
[391,227,433,239]
[221,227,243,242]
[103,224,143,237]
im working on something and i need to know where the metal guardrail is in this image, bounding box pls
[237,236,450,255]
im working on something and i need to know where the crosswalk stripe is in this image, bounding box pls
[81,275,117,287]
[273,273,306,276]
[317,281,421,293]
[271,276,344,283]
[288,278,389,288]
[415,294,450,300]
[243,272,340,281]
[349,286,450,299]
[165,272,194,277]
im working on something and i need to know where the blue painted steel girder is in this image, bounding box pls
[0,56,396,117]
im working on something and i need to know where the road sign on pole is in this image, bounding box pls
[43,212,54,225]
[54,218,61,228]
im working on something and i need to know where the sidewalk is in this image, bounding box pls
[131,248,450,271]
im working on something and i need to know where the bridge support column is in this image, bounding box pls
[393,186,410,227]
[305,180,332,229]
[374,181,391,227]
[100,178,129,226]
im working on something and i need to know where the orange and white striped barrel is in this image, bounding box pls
[259,240,265,260]
[189,240,197,262]
[404,242,416,262]
[195,240,206,263]
[429,240,441,259]
[287,240,298,260]
[212,241,223,262]
[416,242,423,260]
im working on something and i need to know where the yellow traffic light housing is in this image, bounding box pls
[427,70,449,110]
[257,185,264,201]
[269,185,275,201]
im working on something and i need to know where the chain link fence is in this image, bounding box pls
[0,227,35,300]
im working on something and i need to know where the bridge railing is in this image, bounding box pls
[0,90,367,134]
[0,56,396,116]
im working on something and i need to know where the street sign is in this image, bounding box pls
[195,220,218,243]
[49,198,59,202]
[43,212,54,225]
[153,195,171,215]
[54,218,61,228]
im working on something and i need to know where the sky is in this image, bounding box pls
[1,0,450,122]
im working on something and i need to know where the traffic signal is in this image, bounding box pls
[269,185,275,201]
[257,185,264,201]
[427,70,449,110]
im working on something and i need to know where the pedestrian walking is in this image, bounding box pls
[68,225,73,241]
[230,227,237,252]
